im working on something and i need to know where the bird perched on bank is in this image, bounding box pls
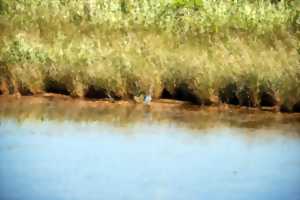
[144,84,153,105]
[106,92,115,103]
[144,95,152,105]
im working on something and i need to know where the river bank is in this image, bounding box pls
[0,89,300,113]
[0,0,299,112]
[1,95,300,128]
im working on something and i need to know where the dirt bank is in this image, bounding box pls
[0,92,298,114]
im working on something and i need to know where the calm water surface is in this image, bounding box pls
[0,96,300,200]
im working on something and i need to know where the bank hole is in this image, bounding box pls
[85,86,107,99]
[293,102,300,113]
[44,79,70,95]
[219,83,239,105]
[280,104,292,113]
[160,85,201,104]
[260,91,277,107]
[160,88,173,99]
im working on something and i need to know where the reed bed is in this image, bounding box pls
[0,0,299,111]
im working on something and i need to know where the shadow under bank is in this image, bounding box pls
[0,84,299,113]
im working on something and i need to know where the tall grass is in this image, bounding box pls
[0,0,299,111]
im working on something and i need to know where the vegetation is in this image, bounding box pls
[0,0,299,111]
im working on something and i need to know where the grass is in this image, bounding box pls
[0,0,299,111]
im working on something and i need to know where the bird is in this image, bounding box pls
[144,95,152,105]
[143,84,153,105]
[106,92,115,103]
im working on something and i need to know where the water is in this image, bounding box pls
[0,96,300,200]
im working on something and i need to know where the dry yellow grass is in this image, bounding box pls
[0,0,299,111]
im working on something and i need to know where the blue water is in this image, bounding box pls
[0,120,300,200]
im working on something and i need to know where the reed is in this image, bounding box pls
[0,0,299,111]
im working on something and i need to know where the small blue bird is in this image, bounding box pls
[144,95,152,105]
[143,84,153,105]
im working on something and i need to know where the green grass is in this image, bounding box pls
[0,0,299,111]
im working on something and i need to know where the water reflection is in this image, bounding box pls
[0,96,300,132]
[0,96,300,200]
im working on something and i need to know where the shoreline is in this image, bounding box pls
[0,93,300,133]
[0,92,298,114]
[1,0,299,114]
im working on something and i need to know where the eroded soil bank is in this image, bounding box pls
[0,90,299,113]
[1,0,299,113]
[0,95,300,132]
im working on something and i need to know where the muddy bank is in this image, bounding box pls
[0,95,300,132]
[0,85,299,113]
